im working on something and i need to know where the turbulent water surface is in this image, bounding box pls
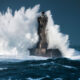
[0,57,80,80]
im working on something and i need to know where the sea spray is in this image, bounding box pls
[0,5,40,59]
[45,11,75,58]
[0,4,79,60]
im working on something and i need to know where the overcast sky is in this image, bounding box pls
[0,0,80,46]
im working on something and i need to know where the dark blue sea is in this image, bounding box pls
[0,47,80,80]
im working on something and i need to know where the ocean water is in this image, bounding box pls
[0,54,80,80]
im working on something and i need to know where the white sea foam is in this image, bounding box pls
[0,4,79,60]
[0,5,40,60]
[45,11,77,58]
[0,67,7,70]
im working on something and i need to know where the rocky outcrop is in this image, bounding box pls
[29,12,62,58]
[37,12,48,49]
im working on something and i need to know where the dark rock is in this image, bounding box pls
[29,12,62,58]
[29,48,62,58]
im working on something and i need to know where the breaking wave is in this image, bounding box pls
[0,4,79,60]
